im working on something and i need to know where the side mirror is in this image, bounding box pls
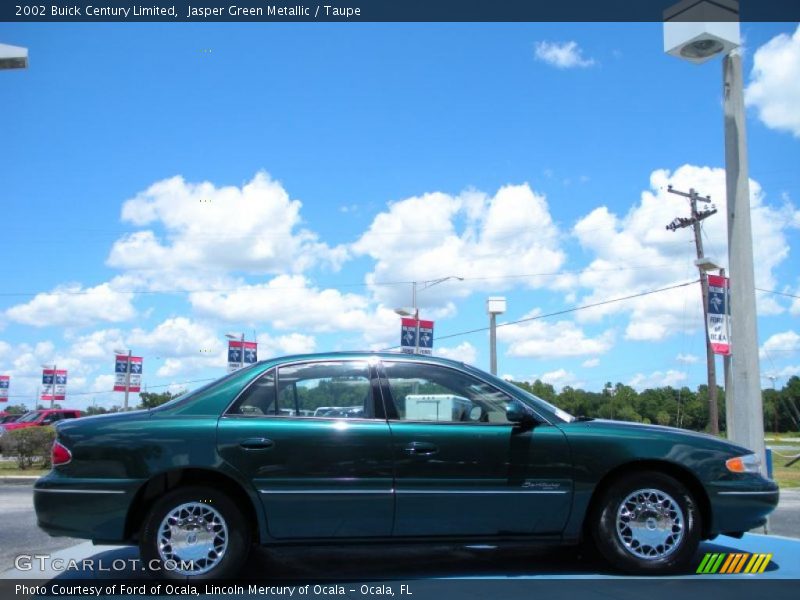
[468,406,483,421]
[506,400,536,429]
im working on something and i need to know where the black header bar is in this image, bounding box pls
[3,0,800,23]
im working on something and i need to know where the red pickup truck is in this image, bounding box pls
[1,409,83,432]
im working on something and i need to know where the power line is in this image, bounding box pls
[756,288,800,301]
[382,279,700,350]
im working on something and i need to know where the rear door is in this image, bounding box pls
[217,359,394,539]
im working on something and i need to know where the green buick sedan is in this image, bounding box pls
[34,353,778,578]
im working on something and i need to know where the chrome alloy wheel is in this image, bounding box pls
[157,502,228,575]
[615,488,685,560]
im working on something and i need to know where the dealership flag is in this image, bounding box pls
[228,341,258,372]
[400,318,435,355]
[0,375,8,402]
[707,275,731,355]
[41,369,67,401]
[114,355,143,393]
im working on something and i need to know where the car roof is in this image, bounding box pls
[257,351,468,369]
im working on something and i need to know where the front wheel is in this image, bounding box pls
[139,486,251,579]
[591,472,701,574]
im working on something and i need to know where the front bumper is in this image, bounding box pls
[707,478,780,535]
[34,472,141,542]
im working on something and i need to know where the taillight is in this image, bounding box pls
[52,441,72,466]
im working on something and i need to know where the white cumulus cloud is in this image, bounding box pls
[539,368,583,390]
[760,330,800,360]
[107,172,347,283]
[5,282,136,328]
[353,184,566,310]
[534,41,596,69]
[497,311,614,358]
[189,275,372,332]
[629,369,688,391]
[570,165,792,340]
[746,25,800,137]
[676,353,700,364]
[435,342,478,366]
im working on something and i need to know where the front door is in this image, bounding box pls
[379,360,572,537]
[217,360,394,539]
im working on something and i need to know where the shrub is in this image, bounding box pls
[0,426,56,469]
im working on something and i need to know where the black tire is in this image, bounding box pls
[591,471,700,574]
[139,485,251,580]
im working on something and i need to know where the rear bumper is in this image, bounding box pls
[34,472,141,542]
[707,479,779,535]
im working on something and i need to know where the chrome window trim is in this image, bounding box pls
[396,489,568,495]
[258,488,567,495]
[717,490,779,496]
[259,489,393,495]
[35,488,127,494]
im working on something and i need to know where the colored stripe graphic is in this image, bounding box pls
[697,552,772,575]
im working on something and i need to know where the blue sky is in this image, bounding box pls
[0,22,799,409]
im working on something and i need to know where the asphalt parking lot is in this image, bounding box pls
[2,482,799,580]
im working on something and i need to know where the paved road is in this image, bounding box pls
[769,488,800,538]
[0,483,78,571]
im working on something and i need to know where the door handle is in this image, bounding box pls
[402,441,438,456]
[239,437,274,450]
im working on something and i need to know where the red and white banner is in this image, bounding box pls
[400,318,435,356]
[707,275,731,356]
[0,375,8,402]
[114,355,143,392]
[228,341,258,372]
[41,369,67,401]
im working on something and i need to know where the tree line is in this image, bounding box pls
[513,375,800,433]
[4,376,799,433]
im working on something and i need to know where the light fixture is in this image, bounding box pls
[694,257,722,272]
[487,297,507,315]
[0,43,28,70]
[663,0,740,65]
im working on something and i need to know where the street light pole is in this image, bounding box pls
[50,364,56,409]
[663,0,767,475]
[487,297,507,375]
[723,50,766,472]
[412,282,419,354]
[240,333,246,368]
[395,276,463,355]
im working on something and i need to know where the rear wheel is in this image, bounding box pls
[591,472,700,574]
[139,486,250,579]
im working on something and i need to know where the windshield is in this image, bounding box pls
[514,388,576,423]
[15,411,43,423]
[461,363,575,423]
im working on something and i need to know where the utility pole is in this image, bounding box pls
[123,350,132,412]
[666,186,720,434]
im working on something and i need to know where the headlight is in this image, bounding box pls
[725,453,762,474]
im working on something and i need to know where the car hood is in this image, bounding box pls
[2,422,36,431]
[571,418,752,455]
